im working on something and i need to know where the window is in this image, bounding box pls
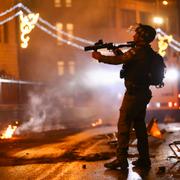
[121,9,136,28]
[54,0,61,7]
[56,23,74,44]
[66,0,72,7]
[56,23,63,45]
[57,61,64,76]
[68,61,75,75]
[54,0,72,7]
[66,23,74,41]
[0,24,8,43]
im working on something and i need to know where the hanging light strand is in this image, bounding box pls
[0,3,179,52]
[20,3,94,45]
[0,3,21,17]
[156,28,180,47]
[36,23,84,50]
[0,11,22,25]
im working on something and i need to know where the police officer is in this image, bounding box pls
[92,24,156,170]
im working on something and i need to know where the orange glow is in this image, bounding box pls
[1,125,17,139]
[174,102,177,107]
[178,94,180,98]
[92,118,103,127]
[149,121,162,139]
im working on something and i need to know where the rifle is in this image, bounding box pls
[84,39,135,52]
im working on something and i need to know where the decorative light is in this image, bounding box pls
[153,17,164,25]
[157,34,172,57]
[0,3,180,52]
[20,12,39,48]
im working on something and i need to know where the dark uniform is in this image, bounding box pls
[98,43,152,166]
[92,24,157,169]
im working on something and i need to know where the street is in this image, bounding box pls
[0,123,179,180]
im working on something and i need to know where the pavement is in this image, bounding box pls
[0,123,179,180]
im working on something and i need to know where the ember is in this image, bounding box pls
[92,118,103,127]
[0,125,17,139]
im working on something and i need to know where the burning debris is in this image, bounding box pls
[147,118,163,139]
[0,125,17,139]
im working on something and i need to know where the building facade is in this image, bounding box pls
[17,0,179,82]
[0,0,19,79]
[0,0,179,123]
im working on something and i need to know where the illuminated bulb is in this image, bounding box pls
[174,102,177,107]
[162,1,168,5]
[178,94,180,98]
[156,102,161,108]
[153,17,164,25]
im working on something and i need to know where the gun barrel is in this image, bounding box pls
[84,41,135,51]
[84,43,113,51]
[84,45,96,51]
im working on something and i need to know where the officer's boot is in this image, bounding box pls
[132,158,151,169]
[104,158,128,170]
[133,130,151,169]
[104,148,128,170]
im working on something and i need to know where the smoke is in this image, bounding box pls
[16,85,66,134]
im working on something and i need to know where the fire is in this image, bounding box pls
[92,118,103,127]
[147,119,163,139]
[1,125,17,139]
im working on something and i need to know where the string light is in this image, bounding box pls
[0,11,22,25]
[156,28,180,47]
[19,3,180,49]
[0,3,179,52]
[35,23,84,50]
[0,8,83,49]
[0,3,21,17]
[20,3,94,45]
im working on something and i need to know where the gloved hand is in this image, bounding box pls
[92,51,102,60]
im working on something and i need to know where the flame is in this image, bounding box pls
[148,120,162,139]
[92,118,103,127]
[1,125,17,139]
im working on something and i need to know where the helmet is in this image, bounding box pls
[135,24,156,43]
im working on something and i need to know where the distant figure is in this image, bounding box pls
[91,24,157,170]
